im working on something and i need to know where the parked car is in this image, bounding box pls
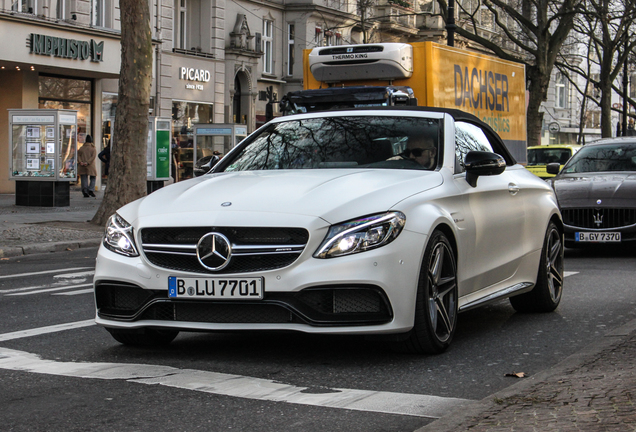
[548,137,636,247]
[95,107,564,354]
[526,144,582,179]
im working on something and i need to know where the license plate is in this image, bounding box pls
[575,232,621,242]
[168,276,263,299]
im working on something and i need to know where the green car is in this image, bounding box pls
[526,144,582,179]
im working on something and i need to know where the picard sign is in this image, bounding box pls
[29,33,104,62]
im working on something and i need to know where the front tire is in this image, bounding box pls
[393,230,458,354]
[510,221,564,313]
[106,327,179,346]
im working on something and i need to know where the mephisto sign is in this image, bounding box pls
[29,33,104,62]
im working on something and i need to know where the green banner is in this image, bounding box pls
[156,130,171,179]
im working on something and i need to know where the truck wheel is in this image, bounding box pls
[510,221,563,313]
[393,230,458,354]
[106,328,179,346]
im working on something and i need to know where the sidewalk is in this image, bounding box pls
[0,188,104,257]
[1,190,635,431]
[417,318,636,431]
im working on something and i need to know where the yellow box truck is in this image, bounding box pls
[283,41,527,162]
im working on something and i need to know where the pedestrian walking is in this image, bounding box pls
[78,135,97,197]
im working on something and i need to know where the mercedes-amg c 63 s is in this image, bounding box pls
[95,107,564,354]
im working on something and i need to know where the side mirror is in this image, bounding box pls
[464,151,506,187]
[193,156,219,177]
[546,162,561,175]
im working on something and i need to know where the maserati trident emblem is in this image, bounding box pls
[197,232,232,271]
[593,211,603,227]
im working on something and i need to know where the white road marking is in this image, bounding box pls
[0,267,93,280]
[0,320,95,342]
[53,271,95,279]
[0,285,48,294]
[0,270,580,416]
[0,346,473,418]
[53,289,94,296]
[6,283,93,296]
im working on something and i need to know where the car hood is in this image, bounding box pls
[552,173,636,208]
[124,169,443,226]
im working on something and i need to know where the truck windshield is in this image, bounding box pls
[219,116,440,172]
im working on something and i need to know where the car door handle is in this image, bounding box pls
[508,183,520,195]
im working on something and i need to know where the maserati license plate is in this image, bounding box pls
[575,232,621,242]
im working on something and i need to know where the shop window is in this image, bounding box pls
[38,76,92,142]
[263,19,273,74]
[171,101,213,181]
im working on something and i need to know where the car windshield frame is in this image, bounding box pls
[561,143,636,174]
[213,114,443,172]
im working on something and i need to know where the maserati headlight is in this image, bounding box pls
[103,213,139,257]
[314,212,406,259]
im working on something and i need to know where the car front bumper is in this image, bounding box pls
[94,229,428,335]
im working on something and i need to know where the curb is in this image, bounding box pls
[415,318,636,431]
[0,238,101,258]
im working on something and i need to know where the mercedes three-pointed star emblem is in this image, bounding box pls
[196,232,232,271]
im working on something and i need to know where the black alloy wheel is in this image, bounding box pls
[393,230,458,354]
[510,221,564,313]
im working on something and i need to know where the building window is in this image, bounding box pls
[12,0,37,13]
[287,24,295,76]
[56,0,66,19]
[263,20,273,74]
[175,0,187,50]
[555,73,568,109]
[584,110,601,129]
[315,26,323,46]
[92,0,104,26]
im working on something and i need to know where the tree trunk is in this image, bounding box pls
[526,69,550,147]
[600,80,613,138]
[92,0,152,226]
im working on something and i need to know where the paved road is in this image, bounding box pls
[1,246,635,431]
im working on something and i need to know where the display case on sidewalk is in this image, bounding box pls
[9,109,78,206]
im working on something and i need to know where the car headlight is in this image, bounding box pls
[314,212,406,259]
[103,213,139,257]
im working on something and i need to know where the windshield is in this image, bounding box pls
[527,148,573,166]
[218,116,441,172]
[562,144,636,173]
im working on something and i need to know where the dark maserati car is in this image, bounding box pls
[548,137,636,247]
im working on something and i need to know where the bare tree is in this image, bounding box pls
[92,0,153,226]
[558,0,636,138]
[437,0,582,147]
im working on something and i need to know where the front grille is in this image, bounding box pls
[141,227,309,274]
[140,302,294,324]
[562,208,636,229]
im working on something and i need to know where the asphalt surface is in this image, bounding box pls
[1,188,635,431]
